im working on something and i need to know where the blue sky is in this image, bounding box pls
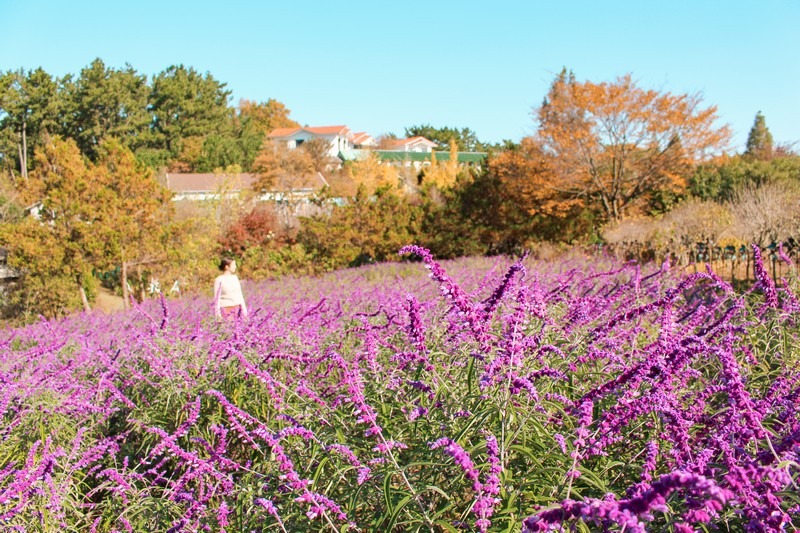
[1,0,798,151]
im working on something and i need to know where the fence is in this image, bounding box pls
[593,239,798,283]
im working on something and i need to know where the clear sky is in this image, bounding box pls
[1,0,798,151]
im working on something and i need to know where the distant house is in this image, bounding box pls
[350,131,378,149]
[163,171,330,227]
[0,247,21,294]
[382,136,438,153]
[268,125,352,157]
[165,172,259,202]
[164,171,329,201]
[267,125,377,157]
[338,134,487,168]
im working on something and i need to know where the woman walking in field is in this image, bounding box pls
[214,257,248,320]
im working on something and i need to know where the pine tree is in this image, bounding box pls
[744,111,774,160]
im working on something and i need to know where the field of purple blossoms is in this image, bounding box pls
[1,245,799,532]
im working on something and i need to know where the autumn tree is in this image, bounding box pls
[3,137,103,313]
[376,133,399,149]
[420,142,460,189]
[0,217,84,319]
[238,99,299,136]
[252,141,315,192]
[301,137,338,173]
[0,136,172,317]
[344,151,399,194]
[744,111,774,161]
[92,138,172,306]
[218,205,279,255]
[488,138,571,217]
[534,70,730,221]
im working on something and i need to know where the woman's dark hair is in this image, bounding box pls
[219,257,235,271]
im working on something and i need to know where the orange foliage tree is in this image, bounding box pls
[251,141,315,192]
[488,137,581,219]
[534,70,730,220]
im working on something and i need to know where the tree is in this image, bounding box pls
[488,137,578,219]
[149,65,232,157]
[5,136,103,312]
[300,137,337,173]
[238,98,299,136]
[251,140,315,192]
[534,70,730,221]
[419,141,460,189]
[298,185,422,269]
[0,136,172,317]
[744,111,774,161]
[344,151,399,195]
[62,59,150,158]
[92,138,172,306]
[689,153,800,202]
[0,68,63,179]
[218,205,279,255]
[728,181,800,247]
[0,216,86,319]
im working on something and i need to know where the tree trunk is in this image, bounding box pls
[121,261,129,309]
[79,285,91,312]
[137,264,145,302]
[746,253,751,283]
[17,121,28,180]
[772,252,777,283]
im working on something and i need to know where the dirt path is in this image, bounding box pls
[95,287,125,314]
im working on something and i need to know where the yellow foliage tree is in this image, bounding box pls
[346,151,399,194]
[420,141,459,189]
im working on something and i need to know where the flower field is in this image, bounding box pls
[1,245,799,532]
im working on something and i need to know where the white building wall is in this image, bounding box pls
[284,132,349,157]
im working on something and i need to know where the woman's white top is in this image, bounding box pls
[214,274,246,310]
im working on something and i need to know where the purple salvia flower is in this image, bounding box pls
[777,242,793,265]
[752,244,779,309]
[554,434,568,454]
[641,440,659,482]
[217,500,229,529]
[429,438,479,483]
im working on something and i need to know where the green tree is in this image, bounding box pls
[62,59,150,158]
[744,111,774,161]
[150,65,232,157]
[298,185,422,269]
[0,67,63,179]
[689,153,800,202]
